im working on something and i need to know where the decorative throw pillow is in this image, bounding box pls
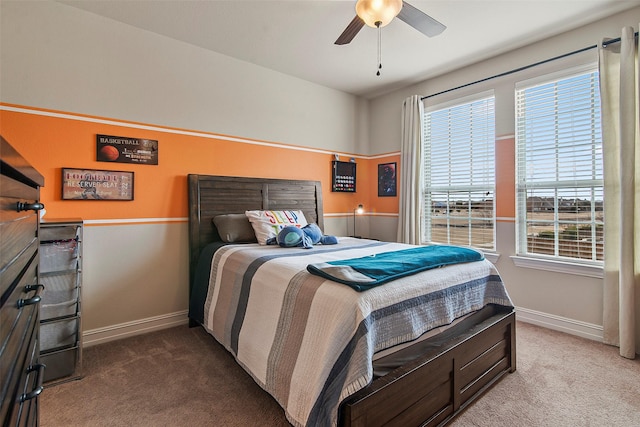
[245,210,308,245]
[213,214,257,243]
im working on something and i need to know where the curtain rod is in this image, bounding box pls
[421,31,638,101]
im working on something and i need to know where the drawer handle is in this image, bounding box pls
[16,201,45,212]
[21,364,46,402]
[17,284,44,308]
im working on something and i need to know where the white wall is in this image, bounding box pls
[368,6,640,154]
[0,0,362,154]
[81,223,189,344]
[367,6,640,339]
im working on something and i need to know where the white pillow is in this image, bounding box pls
[245,210,308,245]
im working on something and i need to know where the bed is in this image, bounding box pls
[187,174,516,427]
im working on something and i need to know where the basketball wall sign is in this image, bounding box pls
[97,134,158,165]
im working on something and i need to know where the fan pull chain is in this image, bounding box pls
[376,21,382,76]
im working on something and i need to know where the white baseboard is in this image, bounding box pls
[82,307,603,348]
[83,310,189,347]
[515,306,603,342]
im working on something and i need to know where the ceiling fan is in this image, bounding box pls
[335,0,446,45]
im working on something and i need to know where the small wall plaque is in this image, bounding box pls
[97,134,158,165]
[62,168,134,200]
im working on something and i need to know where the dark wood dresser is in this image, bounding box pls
[1,136,46,426]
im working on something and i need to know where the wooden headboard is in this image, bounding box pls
[187,174,324,288]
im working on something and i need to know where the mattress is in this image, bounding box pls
[189,238,513,427]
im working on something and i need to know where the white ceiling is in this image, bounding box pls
[59,0,640,98]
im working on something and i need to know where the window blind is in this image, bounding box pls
[423,95,496,250]
[515,68,604,262]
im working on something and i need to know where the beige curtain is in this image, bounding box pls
[599,26,639,359]
[396,95,424,244]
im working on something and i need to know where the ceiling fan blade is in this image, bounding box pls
[335,15,365,45]
[397,1,446,37]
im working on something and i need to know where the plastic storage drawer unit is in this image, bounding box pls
[39,219,83,385]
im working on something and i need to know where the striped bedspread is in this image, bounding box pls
[202,238,513,427]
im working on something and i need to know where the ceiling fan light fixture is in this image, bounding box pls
[355,0,403,28]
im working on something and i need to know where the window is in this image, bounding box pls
[423,93,496,250]
[515,66,603,263]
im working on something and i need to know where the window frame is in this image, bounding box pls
[422,90,497,252]
[514,63,604,268]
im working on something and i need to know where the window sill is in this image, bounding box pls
[510,255,603,278]
[482,252,500,264]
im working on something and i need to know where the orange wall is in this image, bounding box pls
[496,137,516,219]
[1,105,401,220]
[1,104,515,222]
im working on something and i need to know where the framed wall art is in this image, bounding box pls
[97,134,158,165]
[378,162,396,197]
[62,168,134,200]
[332,160,356,192]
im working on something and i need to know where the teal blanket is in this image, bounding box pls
[307,245,484,291]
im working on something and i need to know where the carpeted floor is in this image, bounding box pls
[41,321,640,427]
